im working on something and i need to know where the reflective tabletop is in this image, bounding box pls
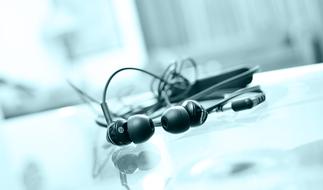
[1,63,323,190]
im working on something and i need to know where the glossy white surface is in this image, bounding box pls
[1,64,323,189]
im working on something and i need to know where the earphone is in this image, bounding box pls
[100,66,266,146]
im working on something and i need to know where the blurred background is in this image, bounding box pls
[1,0,323,119]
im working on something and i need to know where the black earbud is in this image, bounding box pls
[107,119,131,146]
[161,106,190,133]
[106,115,155,146]
[160,100,208,133]
[102,81,264,146]
[182,100,208,127]
[106,100,209,145]
[127,115,155,144]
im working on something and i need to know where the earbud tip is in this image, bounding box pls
[161,106,190,133]
[127,115,155,144]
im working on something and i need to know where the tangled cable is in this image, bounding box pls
[68,58,198,120]
[67,57,264,129]
[102,58,198,119]
[152,58,197,103]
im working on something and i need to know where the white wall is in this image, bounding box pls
[0,0,147,118]
[0,0,67,85]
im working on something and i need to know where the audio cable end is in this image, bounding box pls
[219,93,266,112]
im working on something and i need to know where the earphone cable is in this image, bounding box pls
[102,67,173,122]
[186,66,259,101]
[107,66,260,120]
[66,80,101,115]
[102,68,171,103]
[67,80,100,104]
[205,85,263,113]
